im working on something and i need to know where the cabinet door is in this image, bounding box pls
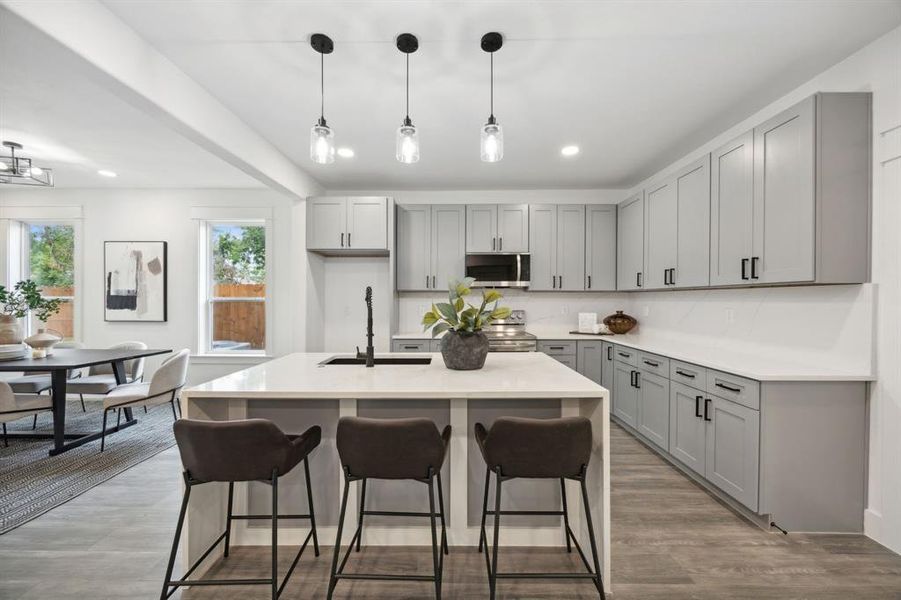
[347,197,388,249]
[556,204,586,291]
[705,395,760,511]
[753,97,816,284]
[674,155,711,288]
[585,205,617,290]
[669,382,706,476]
[528,205,557,291]
[616,192,645,290]
[466,205,498,252]
[710,132,754,286]
[613,361,639,428]
[637,370,669,451]
[307,197,347,250]
[644,179,677,290]
[601,342,615,392]
[431,205,466,291]
[396,205,431,291]
[577,341,603,385]
[497,204,529,252]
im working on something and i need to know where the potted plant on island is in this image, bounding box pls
[421,277,511,370]
[0,280,62,346]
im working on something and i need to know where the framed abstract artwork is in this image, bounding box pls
[104,241,168,322]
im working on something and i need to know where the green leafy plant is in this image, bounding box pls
[0,279,62,322]
[421,277,512,338]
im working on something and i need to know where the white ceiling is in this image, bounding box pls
[98,0,901,190]
[0,8,261,189]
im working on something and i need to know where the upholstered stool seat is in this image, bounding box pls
[160,418,321,600]
[475,416,605,599]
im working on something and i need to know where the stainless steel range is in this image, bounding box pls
[484,309,537,352]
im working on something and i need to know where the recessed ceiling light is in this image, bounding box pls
[561,145,580,157]
[337,147,355,158]
[97,169,117,178]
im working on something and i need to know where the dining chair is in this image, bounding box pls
[7,342,87,423]
[99,349,190,451]
[0,381,52,447]
[66,341,147,411]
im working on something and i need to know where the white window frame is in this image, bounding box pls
[1,212,82,341]
[197,219,271,356]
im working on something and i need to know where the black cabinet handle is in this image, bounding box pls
[348,232,351,247]
[636,272,643,288]
[741,258,749,280]
[751,256,759,279]
[499,237,503,251]
[643,360,659,367]
[715,382,742,393]
[340,232,344,247]
[552,275,556,289]
[587,274,592,289]
[492,237,496,251]
[670,268,676,285]
[403,345,420,350]
[618,352,630,358]
[549,346,565,351]
[607,346,612,360]
[635,371,641,389]
[559,275,563,288]
[675,369,696,379]
[432,275,436,288]
[426,275,429,288]
[704,398,712,421]
[695,395,703,418]
[630,370,636,387]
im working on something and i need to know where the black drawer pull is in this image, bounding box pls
[618,352,631,358]
[741,258,749,280]
[643,360,659,367]
[675,369,696,379]
[704,398,712,421]
[695,395,703,418]
[715,382,742,393]
[751,256,760,279]
[403,345,421,350]
[548,346,565,350]
[606,346,612,360]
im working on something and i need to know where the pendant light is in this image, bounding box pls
[480,32,504,163]
[309,33,335,164]
[395,33,420,164]
[0,141,54,187]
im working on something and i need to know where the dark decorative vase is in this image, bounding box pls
[440,330,489,370]
[603,310,637,334]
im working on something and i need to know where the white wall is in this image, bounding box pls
[0,187,296,385]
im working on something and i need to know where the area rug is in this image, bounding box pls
[0,398,176,534]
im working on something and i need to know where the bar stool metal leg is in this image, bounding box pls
[436,471,449,555]
[478,466,490,553]
[490,468,502,600]
[327,471,351,600]
[580,472,606,598]
[560,477,573,553]
[271,469,278,600]
[159,473,192,600]
[427,471,442,600]
[356,478,367,552]
[224,482,234,557]
[304,457,320,556]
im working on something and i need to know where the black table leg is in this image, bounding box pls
[111,360,134,422]
[50,369,68,453]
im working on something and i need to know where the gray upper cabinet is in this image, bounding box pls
[644,179,676,290]
[617,192,645,290]
[585,205,617,291]
[673,155,711,288]
[529,205,585,291]
[466,204,528,253]
[637,370,669,451]
[705,394,760,511]
[669,381,706,476]
[396,204,465,291]
[710,131,754,286]
[577,341,603,385]
[307,197,388,252]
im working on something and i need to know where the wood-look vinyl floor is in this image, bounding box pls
[182,425,901,599]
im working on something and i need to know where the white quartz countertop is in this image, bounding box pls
[183,352,608,399]
[392,329,875,382]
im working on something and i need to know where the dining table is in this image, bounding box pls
[0,347,172,455]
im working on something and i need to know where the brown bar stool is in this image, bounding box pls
[475,416,605,599]
[161,419,321,600]
[328,416,451,599]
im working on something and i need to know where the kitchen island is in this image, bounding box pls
[180,351,611,585]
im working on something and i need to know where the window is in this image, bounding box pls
[204,223,268,354]
[24,223,76,339]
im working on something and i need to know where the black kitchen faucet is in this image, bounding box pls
[356,286,375,367]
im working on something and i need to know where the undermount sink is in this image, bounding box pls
[320,356,433,366]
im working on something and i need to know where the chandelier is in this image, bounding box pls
[0,141,54,187]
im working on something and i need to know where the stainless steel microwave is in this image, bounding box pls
[465,254,530,288]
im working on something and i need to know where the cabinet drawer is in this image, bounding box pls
[638,352,669,376]
[538,341,577,356]
[392,340,430,352]
[670,360,707,390]
[430,340,441,352]
[611,345,638,367]
[551,354,578,370]
[706,369,760,411]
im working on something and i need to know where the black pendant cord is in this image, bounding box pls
[320,52,325,124]
[490,52,494,120]
[405,53,410,123]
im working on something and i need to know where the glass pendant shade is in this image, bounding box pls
[309,122,335,164]
[480,120,503,162]
[396,122,420,164]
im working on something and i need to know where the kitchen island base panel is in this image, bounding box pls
[180,394,610,589]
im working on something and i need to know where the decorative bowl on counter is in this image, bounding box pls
[25,328,63,358]
[603,310,637,334]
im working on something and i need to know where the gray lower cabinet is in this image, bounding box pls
[585,205,617,291]
[576,341,603,385]
[392,340,430,352]
[636,370,669,451]
[601,342,614,392]
[613,361,639,428]
[705,394,760,512]
[616,192,645,290]
[396,204,465,291]
[551,354,577,369]
[540,340,578,371]
[669,382,707,476]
